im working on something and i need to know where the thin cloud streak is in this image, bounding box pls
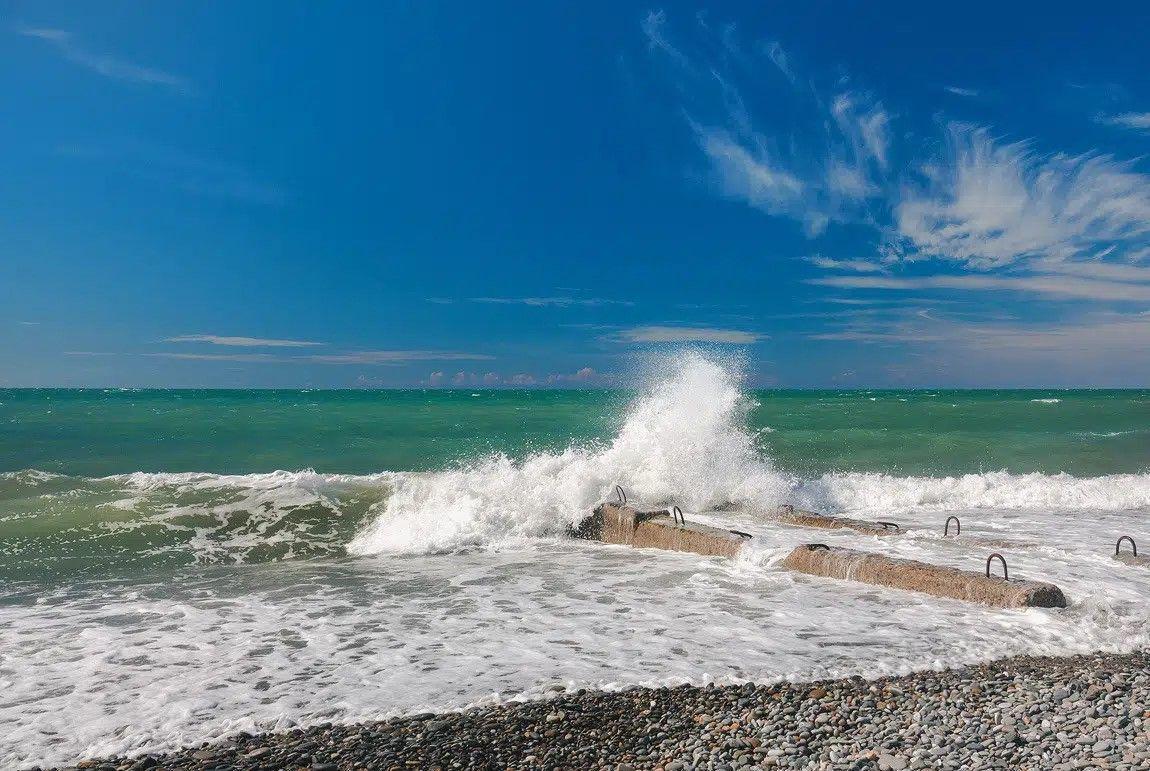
[18,27,189,91]
[165,335,324,347]
[309,351,495,365]
[805,256,885,273]
[809,273,1150,302]
[1096,112,1150,131]
[470,297,634,307]
[612,325,763,343]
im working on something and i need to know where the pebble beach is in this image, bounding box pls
[50,650,1148,771]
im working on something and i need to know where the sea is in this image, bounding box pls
[2,353,1148,767]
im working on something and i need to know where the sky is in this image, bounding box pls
[3,0,1150,388]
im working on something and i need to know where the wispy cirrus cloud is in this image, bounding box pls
[611,325,763,343]
[647,15,891,237]
[645,13,1150,310]
[1096,112,1150,132]
[805,256,885,273]
[944,86,979,98]
[469,296,634,307]
[18,26,189,91]
[895,125,1150,269]
[164,335,323,347]
[641,10,691,70]
[764,40,797,85]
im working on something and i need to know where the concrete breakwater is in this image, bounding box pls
[573,500,750,558]
[575,497,1067,608]
[781,543,1068,608]
[1113,536,1150,567]
[774,504,901,536]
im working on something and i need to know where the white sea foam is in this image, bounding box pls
[348,352,791,555]
[1030,398,1062,403]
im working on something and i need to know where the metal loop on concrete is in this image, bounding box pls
[944,516,961,537]
[809,543,830,551]
[672,505,686,525]
[1116,535,1138,557]
[614,485,627,505]
[729,529,753,539]
[878,521,901,531]
[986,553,1009,581]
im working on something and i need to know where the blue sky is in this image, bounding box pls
[4,1,1150,388]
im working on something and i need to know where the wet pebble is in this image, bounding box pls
[49,650,1149,771]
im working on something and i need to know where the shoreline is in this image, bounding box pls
[50,649,1148,771]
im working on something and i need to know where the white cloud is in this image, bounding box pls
[19,27,189,91]
[1097,112,1150,131]
[165,335,323,347]
[944,86,979,97]
[896,125,1150,268]
[613,325,763,343]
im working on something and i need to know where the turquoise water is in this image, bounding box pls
[3,388,1148,477]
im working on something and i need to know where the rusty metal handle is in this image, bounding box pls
[672,505,686,525]
[1116,535,1137,557]
[944,516,961,537]
[809,543,830,551]
[878,521,900,531]
[986,553,1008,581]
[615,485,627,505]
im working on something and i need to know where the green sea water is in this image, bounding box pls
[3,388,1148,477]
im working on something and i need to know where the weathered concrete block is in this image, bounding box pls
[781,543,1067,608]
[574,502,749,558]
[1113,537,1150,567]
[775,504,901,536]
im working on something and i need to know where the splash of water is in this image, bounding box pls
[348,351,792,554]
